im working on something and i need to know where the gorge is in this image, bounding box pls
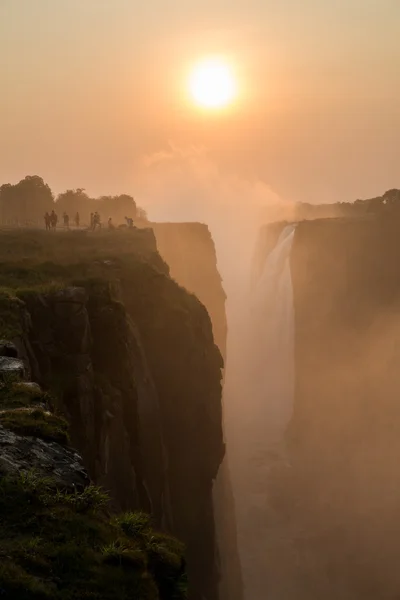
[2,201,400,600]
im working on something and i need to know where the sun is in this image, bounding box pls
[188,58,237,109]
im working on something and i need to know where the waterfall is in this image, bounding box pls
[223,224,297,600]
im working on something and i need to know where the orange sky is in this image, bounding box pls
[1,0,399,209]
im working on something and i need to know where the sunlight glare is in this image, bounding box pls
[188,58,237,109]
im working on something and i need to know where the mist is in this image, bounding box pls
[136,145,287,297]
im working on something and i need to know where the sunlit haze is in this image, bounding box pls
[1,0,399,208]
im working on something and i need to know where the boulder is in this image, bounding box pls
[0,425,90,490]
[0,356,25,380]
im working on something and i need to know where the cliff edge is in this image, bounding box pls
[0,227,224,600]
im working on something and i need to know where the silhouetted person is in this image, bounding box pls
[44,212,50,230]
[108,217,115,230]
[75,212,80,228]
[50,210,58,230]
[125,216,134,228]
[93,211,101,230]
[90,213,94,230]
[63,212,69,228]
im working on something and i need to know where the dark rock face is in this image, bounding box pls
[119,264,225,600]
[0,340,19,358]
[22,285,168,524]
[87,282,170,527]
[19,268,224,600]
[152,222,243,600]
[152,223,228,357]
[0,425,90,490]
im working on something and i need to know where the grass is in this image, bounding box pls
[0,229,169,340]
[0,471,187,600]
[0,289,25,339]
[0,380,68,445]
[0,380,51,410]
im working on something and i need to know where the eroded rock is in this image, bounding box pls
[0,356,25,380]
[0,425,90,490]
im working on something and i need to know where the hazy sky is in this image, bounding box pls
[1,0,399,208]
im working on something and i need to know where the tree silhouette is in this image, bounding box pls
[0,176,54,225]
[56,188,92,216]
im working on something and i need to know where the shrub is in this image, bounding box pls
[101,540,146,569]
[116,511,152,539]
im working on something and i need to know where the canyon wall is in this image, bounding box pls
[152,222,244,600]
[251,216,400,598]
[151,223,227,357]
[0,227,225,600]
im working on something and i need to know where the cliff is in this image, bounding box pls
[0,339,186,599]
[253,216,400,598]
[151,223,227,357]
[150,222,244,600]
[0,228,225,600]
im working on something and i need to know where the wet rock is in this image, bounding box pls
[0,340,19,358]
[0,425,90,491]
[0,356,25,380]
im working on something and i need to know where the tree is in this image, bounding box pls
[99,195,137,222]
[0,176,54,225]
[55,189,94,219]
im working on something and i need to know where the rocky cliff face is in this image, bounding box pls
[151,222,244,600]
[0,227,224,600]
[151,223,227,357]
[0,338,187,600]
[254,216,400,598]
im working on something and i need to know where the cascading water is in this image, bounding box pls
[223,224,297,600]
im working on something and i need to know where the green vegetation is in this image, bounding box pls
[0,289,25,339]
[0,472,187,600]
[0,407,69,445]
[0,380,51,410]
[0,379,68,445]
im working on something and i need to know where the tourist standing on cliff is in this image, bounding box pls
[50,210,58,230]
[93,211,101,230]
[44,212,50,231]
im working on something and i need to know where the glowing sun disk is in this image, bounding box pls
[189,58,237,109]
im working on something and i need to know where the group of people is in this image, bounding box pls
[44,211,80,230]
[90,212,101,231]
[44,210,58,230]
[44,210,136,231]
